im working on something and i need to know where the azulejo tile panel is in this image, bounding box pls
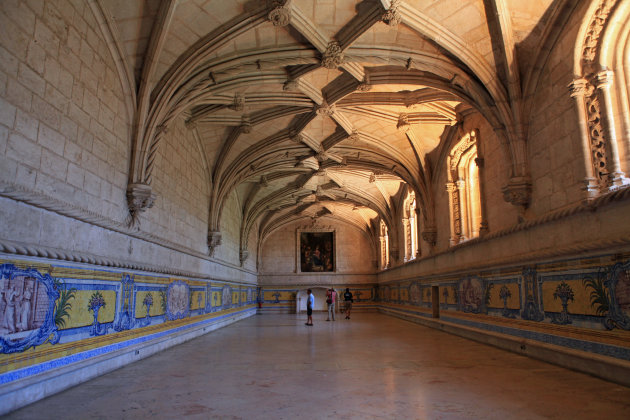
[0,257,256,382]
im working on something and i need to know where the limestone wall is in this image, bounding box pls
[258,216,376,286]
[526,1,586,214]
[0,0,130,222]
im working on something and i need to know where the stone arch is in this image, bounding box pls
[570,0,630,196]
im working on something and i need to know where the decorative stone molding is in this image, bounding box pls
[348,130,360,142]
[207,231,223,256]
[397,113,410,132]
[501,177,532,209]
[267,0,291,27]
[126,183,156,226]
[382,0,402,27]
[241,115,252,133]
[321,41,344,69]
[228,93,245,111]
[316,103,336,117]
[581,0,616,73]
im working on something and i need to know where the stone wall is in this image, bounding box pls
[258,216,377,286]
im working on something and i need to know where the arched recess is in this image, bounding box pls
[445,130,485,245]
[256,215,380,273]
[570,0,630,198]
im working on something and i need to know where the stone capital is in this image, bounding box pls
[568,78,589,98]
[595,70,614,90]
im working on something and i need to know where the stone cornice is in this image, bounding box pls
[381,185,630,280]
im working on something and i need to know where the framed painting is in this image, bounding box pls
[299,231,335,272]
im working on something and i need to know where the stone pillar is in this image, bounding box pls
[414,207,422,258]
[595,70,628,189]
[402,217,411,261]
[445,182,458,245]
[455,179,468,242]
[569,78,599,198]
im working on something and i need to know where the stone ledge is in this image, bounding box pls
[0,310,255,415]
[381,307,630,388]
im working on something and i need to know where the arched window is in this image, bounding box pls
[570,0,630,196]
[379,219,389,269]
[446,130,482,245]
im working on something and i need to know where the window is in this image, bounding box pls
[446,130,482,245]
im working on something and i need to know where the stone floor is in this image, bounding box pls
[6,313,630,419]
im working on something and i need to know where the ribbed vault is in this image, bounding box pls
[104,0,568,266]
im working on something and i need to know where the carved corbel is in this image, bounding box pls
[207,231,222,256]
[321,41,344,69]
[126,183,156,227]
[502,176,532,210]
[239,249,249,265]
[421,227,437,247]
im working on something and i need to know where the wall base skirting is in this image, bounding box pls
[0,309,255,415]
[380,307,630,388]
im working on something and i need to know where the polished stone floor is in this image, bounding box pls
[6,313,630,419]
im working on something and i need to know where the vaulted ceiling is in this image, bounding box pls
[99,0,563,256]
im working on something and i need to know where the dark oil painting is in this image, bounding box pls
[300,232,334,272]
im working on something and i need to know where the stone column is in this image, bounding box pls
[402,217,411,261]
[445,182,458,245]
[595,70,628,189]
[414,207,422,258]
[455,179,468,242]
[569,78,599,198]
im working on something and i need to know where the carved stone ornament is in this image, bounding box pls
[241,116,252,134]
[207,231,222,256]
[239,249,249,264]
[382,0,402,27]
[229,93,245,111]
[321,41,344,69]
[268,4,291,27]
[316,103,336,117]
[127,183,156,226]
[422,228,437,247]
[397,113,410,132]
[501,177,532,208]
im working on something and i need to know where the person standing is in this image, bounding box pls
[326,287,336,321]
[305,289,314,326]
[343,288,353,319]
